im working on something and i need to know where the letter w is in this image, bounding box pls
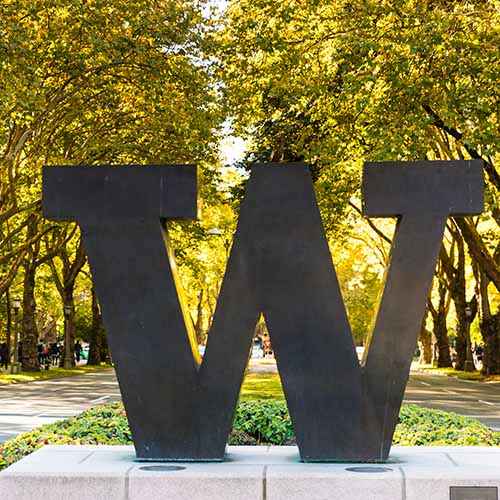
[43,161,483,462]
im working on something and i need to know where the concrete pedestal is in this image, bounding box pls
[1,445,499,500]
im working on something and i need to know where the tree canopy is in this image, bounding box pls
[1,0,500,374]
[220,0,500,370]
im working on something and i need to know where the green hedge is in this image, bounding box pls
[1,401,499,471]
[394,404,500,446]
[233,400,294,444]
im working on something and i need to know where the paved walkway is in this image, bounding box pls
[0,369,120,442]
[404,371,500,431]
[1,366,500,443]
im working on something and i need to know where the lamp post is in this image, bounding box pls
[464,305,475,372]
[63,304,73,368]
[11,296,21,373]
[208,228,230,260]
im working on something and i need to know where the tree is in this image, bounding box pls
[428,261,453,368]
[332,210,392,345]
[221,0,500,371]
[418,310,433,365]
[87,286,107,365]
[19,215,65,371]
[170,197,238,344]
[48,229,86,367]
[0,0,224,370]
[439,225,473,370]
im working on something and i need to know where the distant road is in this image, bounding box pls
[1,366,500,443]
[405,371,500,431]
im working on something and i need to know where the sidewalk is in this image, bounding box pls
[248,358,278,375]
[0,369,121,442]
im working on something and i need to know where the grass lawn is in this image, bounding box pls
[415,365,493,381]
[241,373,284,399]
[0,364,113,385]
[416,365,483,380]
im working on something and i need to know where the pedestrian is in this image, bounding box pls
[43,344,50,370]
[0,343,8,369]
[50,342,60,366]
[37,342,44,366]
[75,340,82,363]
[475,343,484,363]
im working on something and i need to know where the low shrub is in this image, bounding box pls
[1,401,498,472]
[0,403,132,471]
[232,400,294,444]
[394,404,500,446]
[228,429,258,445]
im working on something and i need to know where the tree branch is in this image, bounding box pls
[422,104,500,190]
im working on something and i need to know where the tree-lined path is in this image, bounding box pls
[1,369,500,444]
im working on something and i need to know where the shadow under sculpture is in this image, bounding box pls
[42,160,483,462]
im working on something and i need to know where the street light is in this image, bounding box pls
[11,296,21,373]
[464,304,475,372]
[63,304,73,368]
[208,228,230,260]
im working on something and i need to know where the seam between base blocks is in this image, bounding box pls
[124,464,135,500]
[263,464,268,500]
[398,465,407,500]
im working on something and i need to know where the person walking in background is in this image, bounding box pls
[0,343,8,370]
[74,340,82,363]
[37,342,44,366]
[50,342,60,366]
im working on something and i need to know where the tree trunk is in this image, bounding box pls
[88,286,102,365]
[433,311,452,367]
[453,321,467,371]
[194,288,204,344]
[451,233,468,370]
[478,270,500,375]
[20,214,40,372]
[48,234,86,368]
[100,324,110,364]
[455,217,500,293]
[439,229,471,371]
[419,327,433,364]
[61,294,76,368]
[417,308,432,364]
[21,260,39,372]
[89,286,109,364]
[451,290,470,372]
[481,313,500,375]
[429,273,452,368]
[5,287,11,366]
[206,284,216,334]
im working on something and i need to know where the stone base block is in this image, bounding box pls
[1,445,500,500]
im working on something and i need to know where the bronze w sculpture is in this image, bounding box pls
[42,161,483,462]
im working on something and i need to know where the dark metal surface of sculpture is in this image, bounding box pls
[43,160,483,462]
